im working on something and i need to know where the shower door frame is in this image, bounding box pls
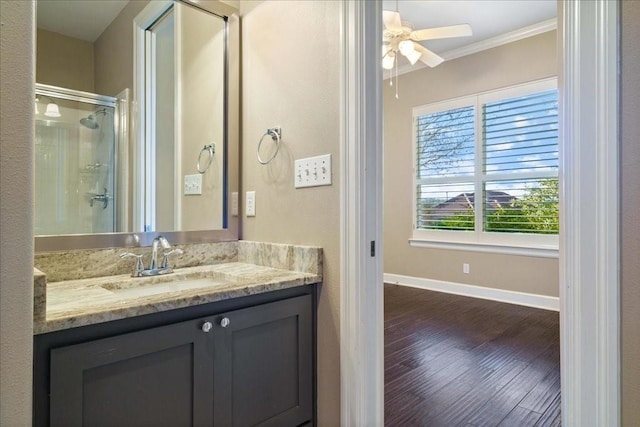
[34,83,127,236]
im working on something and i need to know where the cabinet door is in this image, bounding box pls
[213,294,313,427]
[50,317,214,427]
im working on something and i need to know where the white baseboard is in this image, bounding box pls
[384,273,559,311]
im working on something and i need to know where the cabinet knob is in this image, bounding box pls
[201,321,213,333]
[220,317,230,328]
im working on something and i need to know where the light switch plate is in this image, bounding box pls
[246,191,256,217]
[231,192,239,216]
[294,154,332,188]
[184,174,202,195]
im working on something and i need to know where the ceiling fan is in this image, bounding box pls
[382,10,472,70]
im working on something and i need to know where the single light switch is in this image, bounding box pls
[246,191,256,217]
[231,192,239,216]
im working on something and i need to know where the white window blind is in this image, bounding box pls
[482,89,558,234]
[413,79,559,249]
[416,105,475,231]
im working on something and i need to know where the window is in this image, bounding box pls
[412,79,558,254]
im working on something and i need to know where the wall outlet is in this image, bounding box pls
[294,154,332,188]
[231,192,238,216]
[184,174,202,195]
[246,191,256,217]
[463,263,470,274]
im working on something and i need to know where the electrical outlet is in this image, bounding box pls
[231,192,238,216]
[246,191,256,217]
[294,154,332,188]
[463,263,470,274]
[184,174,202,195]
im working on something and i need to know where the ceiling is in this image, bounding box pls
[36,0,557,52]
[37,0,129,42]
[382,0,557,54]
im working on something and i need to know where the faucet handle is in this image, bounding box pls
[161,248,184,269]
[120,252,145,277]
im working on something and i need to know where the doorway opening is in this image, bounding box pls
[380,1,561,425]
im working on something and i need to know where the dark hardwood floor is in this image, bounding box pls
[384,284,560,427]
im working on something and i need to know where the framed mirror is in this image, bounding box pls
[34,0,239,251]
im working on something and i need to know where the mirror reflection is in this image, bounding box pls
[34,85,122,236]
[35,0,229,236]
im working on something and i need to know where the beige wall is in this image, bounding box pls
[36,28,94,92]
[179,2,225,230]
[239,1,341,425]
[0,1,35,425]
[94,0,148,97]
[621,1,640,424]
[383,31,560,297]
[38,0,149,97]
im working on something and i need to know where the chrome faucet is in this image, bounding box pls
[120,235,183,277]
[150,235,171,270]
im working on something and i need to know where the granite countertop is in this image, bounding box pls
[35,262,320,334]
[34,241,323,335]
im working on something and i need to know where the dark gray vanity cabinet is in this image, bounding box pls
[49,317,215,426]
[35,289,315,427]
[213,295,313,427]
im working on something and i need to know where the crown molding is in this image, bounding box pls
[391,18,557,77]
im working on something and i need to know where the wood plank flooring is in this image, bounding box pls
[384,284,560,427]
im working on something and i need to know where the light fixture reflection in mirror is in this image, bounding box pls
[35,95,62,117]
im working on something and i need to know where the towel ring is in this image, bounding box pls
[257,127,281,165]
[197,144,215,174]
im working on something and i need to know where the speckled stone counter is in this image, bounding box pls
[34,241,322,335]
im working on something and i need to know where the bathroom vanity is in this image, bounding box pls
[33,241,321,427]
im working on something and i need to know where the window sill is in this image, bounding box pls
[408,238,559,258]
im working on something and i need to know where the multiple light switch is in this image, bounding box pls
[294,154,332,188]
[184,174,202,195]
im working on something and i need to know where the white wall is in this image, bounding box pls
[239,1,342,424]
[0,1,35,424]
[383,31,560,297]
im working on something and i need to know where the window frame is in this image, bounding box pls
[411,77,559,257]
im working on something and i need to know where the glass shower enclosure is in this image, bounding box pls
[35,83,123,236]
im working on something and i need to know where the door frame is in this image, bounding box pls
[339,0,620,425]
[133,0,173,232]
[339,1,384,425]
[559,0,620,425]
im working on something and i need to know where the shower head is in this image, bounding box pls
[80,114,99,130]
[80,108,110,130]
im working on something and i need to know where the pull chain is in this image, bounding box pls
[395,53,399,99]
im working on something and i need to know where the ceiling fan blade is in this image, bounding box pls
[410,24,472,41]
[413,44,445,68]
[383,11,402,30]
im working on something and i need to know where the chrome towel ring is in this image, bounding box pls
[257,127,281,165]
[197,144,215,174]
